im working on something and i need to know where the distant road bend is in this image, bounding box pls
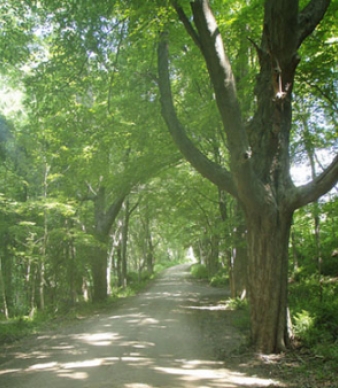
[0,264,280,387]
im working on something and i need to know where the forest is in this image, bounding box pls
[0,0,337,367]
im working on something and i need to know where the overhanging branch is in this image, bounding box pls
[171,0,201,49]
[298,0,331,48]
[157,32,238,197]
[292,153,338,209]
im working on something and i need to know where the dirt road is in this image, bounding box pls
[0,264,281,387]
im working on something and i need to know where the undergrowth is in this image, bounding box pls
[0,269,161,346]
[190,263,209,279]
[190,263,229,287]
[289,276,338,368]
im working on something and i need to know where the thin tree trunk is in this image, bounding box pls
[146,233,155,276]
[142,205,155,276]
[116,244,122,287]
[91,187,127,301]
[39,160,50,311]
[291,229,299,274]
[207,234,219,277]
[107,232,116,295]
[302,115,323,276]
[229,202,248,298]
[121,199,130,288]
[0,257,8,319]
[231,221,248,298]
[91,245,108,302]
[29,264,38,318]
[69,239,77,305]
[38,260,45,311]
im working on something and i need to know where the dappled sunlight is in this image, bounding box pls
[0,351,284,387]
[118,341,155,350]
[62,358,107,369]
[74,332,121,346]
[185,304,227,311]
[0,265,286,387]
[56,371,88,380]
[154,358,281,387]
[29,361,58,370]
[0,368,20,376]
[138,318,159,326]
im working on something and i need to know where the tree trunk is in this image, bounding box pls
[121,199,130,288]
[207,234,219,277]
[146,230,155,276]
[28,263,38,318]
[91,245,108,303]
[68,240,77,305]
[38,260,45,311]
[107,232,116,295]
[91,187,126,301]
[245,208,293,352]
[230,221,248,298]
[0,257,8,319]
[158,0,335,354]
[116,244,122,287]
[144,214,155,275]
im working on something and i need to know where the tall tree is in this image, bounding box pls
[157,0,337,353]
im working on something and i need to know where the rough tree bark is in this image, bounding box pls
[158,0,336,353]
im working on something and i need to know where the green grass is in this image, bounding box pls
[0,317,38,344]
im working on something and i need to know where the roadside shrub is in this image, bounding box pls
[293,310,315,342]
[321,254,338,276]
[226,298,250,333]
[0,317,38,345]
[127,271,139,283]
[210,268,229,287]
[290,278,338,348]
[226,297,248,311]
[315,300,338,341]
[154,263,165,273]
[140,271,152,281]
[153,259,186,273]
[190,263,208,279]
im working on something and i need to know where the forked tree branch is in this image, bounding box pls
[157,32,238,197]
[298,0,331,48]
[190,0,244,150]
[103,193,127,236]
[171,0,201,49]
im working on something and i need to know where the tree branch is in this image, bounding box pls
[171,0,201,49]
[103,194,127,236]
[292,153,338,209]
[190,0,244,154]
[298,0,331,48]
[157,32,238,198]
[188,1,262,207]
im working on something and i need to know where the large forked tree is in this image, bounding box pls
[157,0,337,353]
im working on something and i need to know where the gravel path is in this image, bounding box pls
[0,264,281,387]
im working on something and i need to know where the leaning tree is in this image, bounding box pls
[157,0,337,353]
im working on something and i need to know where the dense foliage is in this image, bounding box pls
[0,0,337,359]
